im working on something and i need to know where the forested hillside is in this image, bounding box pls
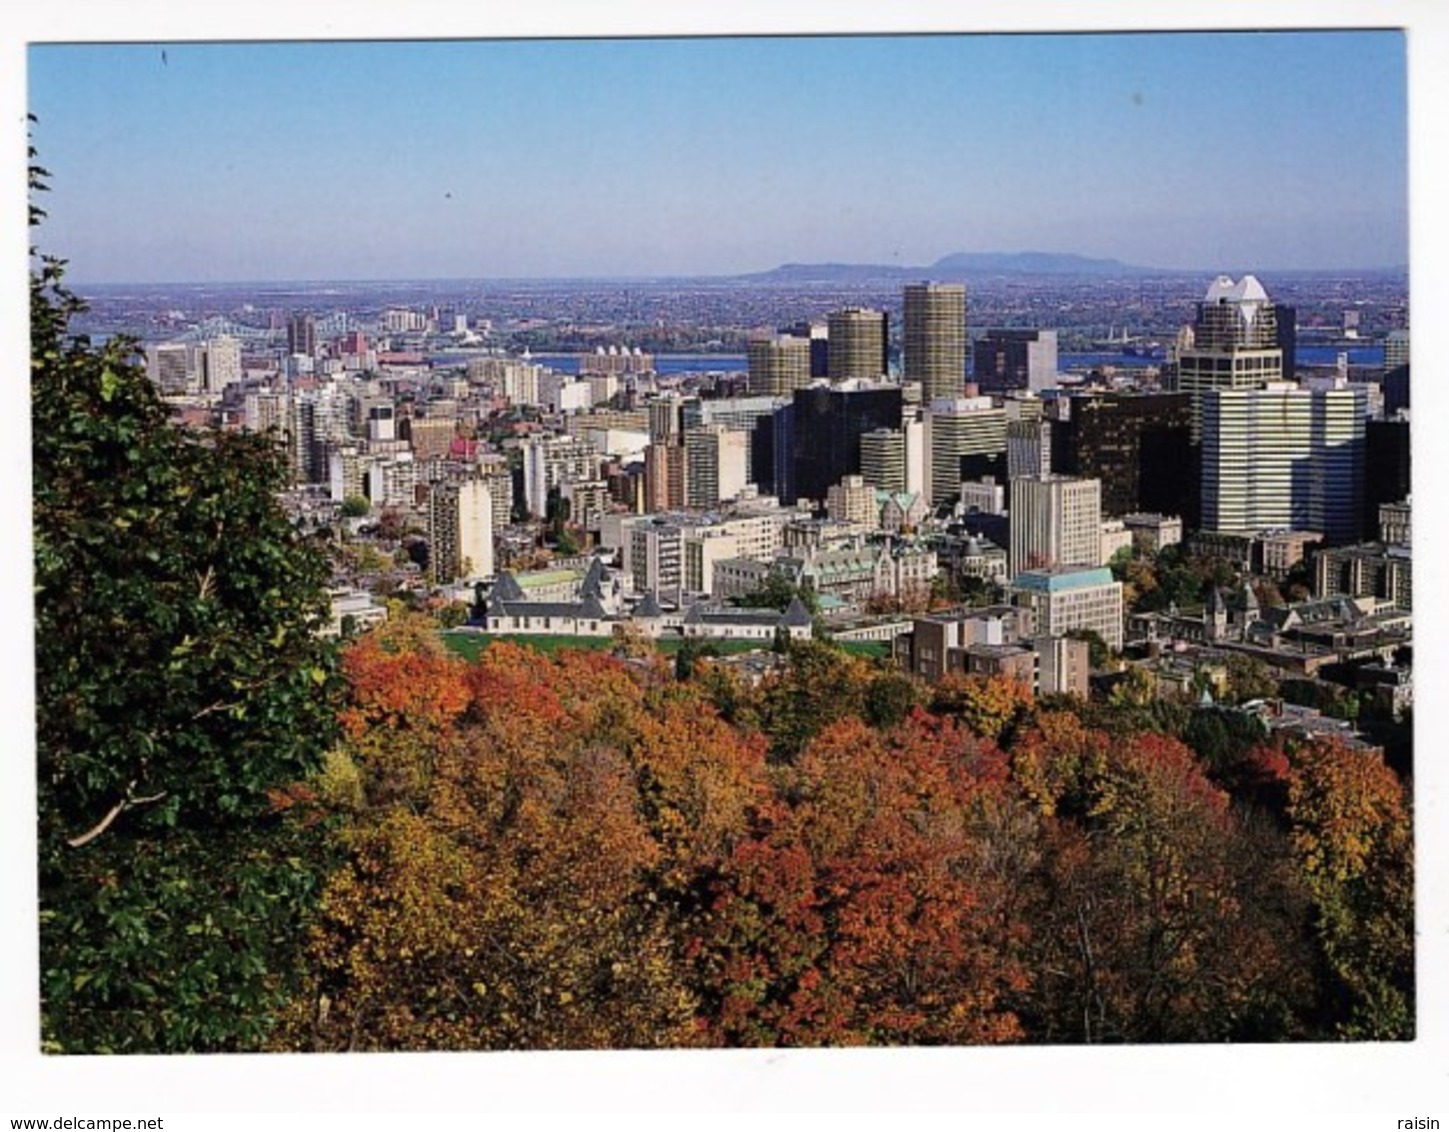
[265,620,1412,1049]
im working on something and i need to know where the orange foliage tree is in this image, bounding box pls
[928,672,1033,743]
[687,713,1029,1045]
[277,636,698,1050]
[1008,725,1315,1041]
[276,619,1406,1048]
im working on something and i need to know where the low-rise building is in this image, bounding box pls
[878,489,929,534]
[1257,529,1323,579]
[323,587,390,638]
[680,597,814,643]
[1009,566,1124,652]
[893,604,1089,696]
[1122,512,1183,555]
[1315,542,1412,611]
[1101,518,1132,565]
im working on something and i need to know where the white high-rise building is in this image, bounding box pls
[1201,381,1365,543]
[1009,474,1103,576]
[1171,274,1283,441]
[363,451,416,509]
[199,335,242,395]
[903,410,927,498]
[539,371,593,415]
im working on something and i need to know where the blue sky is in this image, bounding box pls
[28,31,1408,282]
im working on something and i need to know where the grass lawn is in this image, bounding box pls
[441,631,614,661]
[440,630,893,664]
[836,640,891,661]
[441,630,790,662]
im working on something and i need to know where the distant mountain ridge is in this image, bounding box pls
[930,250,1149,275]
[739,250,1167,283]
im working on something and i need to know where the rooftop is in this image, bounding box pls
[1010,566,1117,594]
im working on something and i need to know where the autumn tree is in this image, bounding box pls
[689,714,1028,1045]
[32,152,340,1052]
[1285,739,1414,1039]
[281,642,698,1050]
[929,672,1033,744]
[751,639,873,762]
[1006,719,1313,1040]
[628,682,772,888]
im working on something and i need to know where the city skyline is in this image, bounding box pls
[11,3,1448,1120]
[27,29,1408,284]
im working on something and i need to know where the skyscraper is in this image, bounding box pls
[199,335,242,395]
[780,321,831,378]
[145,343,194,395]
[1171,275,1282,441]
[924,396,1007,508]
[860,427,907,494]
[1200,381,1365,543]
[1050,391,1195,521]
[1383,329,1410,416]
[1275,304,1298,378]
[643,443,688,512]
[684,395,786,484]
[648,394,683,445]
[1007,419,1052,480]
[827,308,890,382]
[1384,328,1410,372]
[903,282,967,402]
[684,425,748,508]
[790,383,902,506]
[747,335,812,396]
[1363,418,1410,539]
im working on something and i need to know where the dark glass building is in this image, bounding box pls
[972,328,1058,395]
[787,384,902,506]
[1050,391,1197,523]
[1363,418,1411,539]
[1276,304,1297,377]
[750,412,778,496]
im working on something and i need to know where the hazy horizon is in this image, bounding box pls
[29,31,1408,284]
[58,255,1413,291]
